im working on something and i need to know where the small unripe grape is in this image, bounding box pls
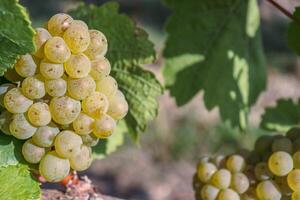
[81,133,99,147]
[82,92,109,119]
[32,123,60,147]
[90,57,111,81]
[93,114,116,138]
[50,96,81,125]
[217,188,239,200]
[45,78,67,97]
[44,36,71,63]
[0,111,13,135]
[40,59,64,79]
[39,151,70,182]
[231,172,249,194]
[14,54,37,77]
[84,30,108,60]
[73,113,94,135]
[200,184,219,200]
[4,88,33,113]
[22,139,45,164]
[69,145,92,171]
[294,151,300,168]
[272,136,292,153]
[108,90,128,120]
[34,28,52,58]
[64,53,91,78]
[292,191,300,200]
[288,169,300,191]
[47,13,73,36]
[254,162,273,181]
[226,154,246,173]
[0,83,16,107]
[4,68,24,83]
[255,135,273,155]
[9,114,37,140]
[196,162,217,183]
[268,151,293,176]
[54,130,83,158]
[27,102,51,126]
[21,75,46,99]
[67,76,96,100]
[63,22,90,54]
[96,75,118,98]
[210,169,231,189]
[256,180,281,200]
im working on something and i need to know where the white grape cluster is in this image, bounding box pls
[0,13,128,183]
[193,128,300,200]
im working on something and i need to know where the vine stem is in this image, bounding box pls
[266,0,300,27]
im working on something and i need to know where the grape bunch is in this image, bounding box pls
[193,128,300,200]
[0,13,128,182]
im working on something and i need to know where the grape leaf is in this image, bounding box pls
[70,2,163,139]
[0,0,35,75]
[0,164,40,200]
[93,120,126,159]
[0,134,24,167]
[260,99,300,132]
[163,0,266,129]
[287,7,300,54]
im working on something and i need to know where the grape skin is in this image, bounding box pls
[44,36,71,63]
[272,136,292,153]
[72,113,95,135]
[84,29,108,60]
[69,145,92,171]
[64,53,91,78]
[40,59,64,79]
[292,191,300,200]
[34,28,52,58]
[107,90,128,120]
[210,169,231,189]
[21,75,46,99]
[14,54,37,78]
[47,13,73,36]
[82,92,109,119]
[67,76,96,100]
[90,57,111,81]
[0,83,16,107]
[81,133,99,147]
[230,172,249,194]
[22,139,46,164]
[54,130,83,158]
[196,162,217,183]
[96,75,118,98]
[217,188,240,200]
[226,154,246,173]
[4,88,33,113]
[45,78,67,97]
[93,114,116,138]
[200,184,220,200]
[268,151,293,176]
[288,169,300,192]
[27,102,52,126]
[32,124,60,147]
[50,96,81,125]
[9,113,37,140]
[39,151,70,182]
[256,180,282,200]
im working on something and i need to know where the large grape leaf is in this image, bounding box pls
[260,99,300,132]
[287,7,300,54]
[0,134,24,167]
[163,0,266,129]
[93,120,126,159]
[70,2,163,139]
[0,164,40,200]
[0,0,35,75]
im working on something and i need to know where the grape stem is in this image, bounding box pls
[266,0,300,27]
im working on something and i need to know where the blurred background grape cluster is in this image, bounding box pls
[20,0,300,199]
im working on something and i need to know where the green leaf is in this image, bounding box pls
[70,2,163,139]
[0,134,24,167]
[93,120,127,159]
[163,0,266,129]
[260,99,300,132]
[0,164,40,200]
[287,7,300,54]
[0,0,35,75]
